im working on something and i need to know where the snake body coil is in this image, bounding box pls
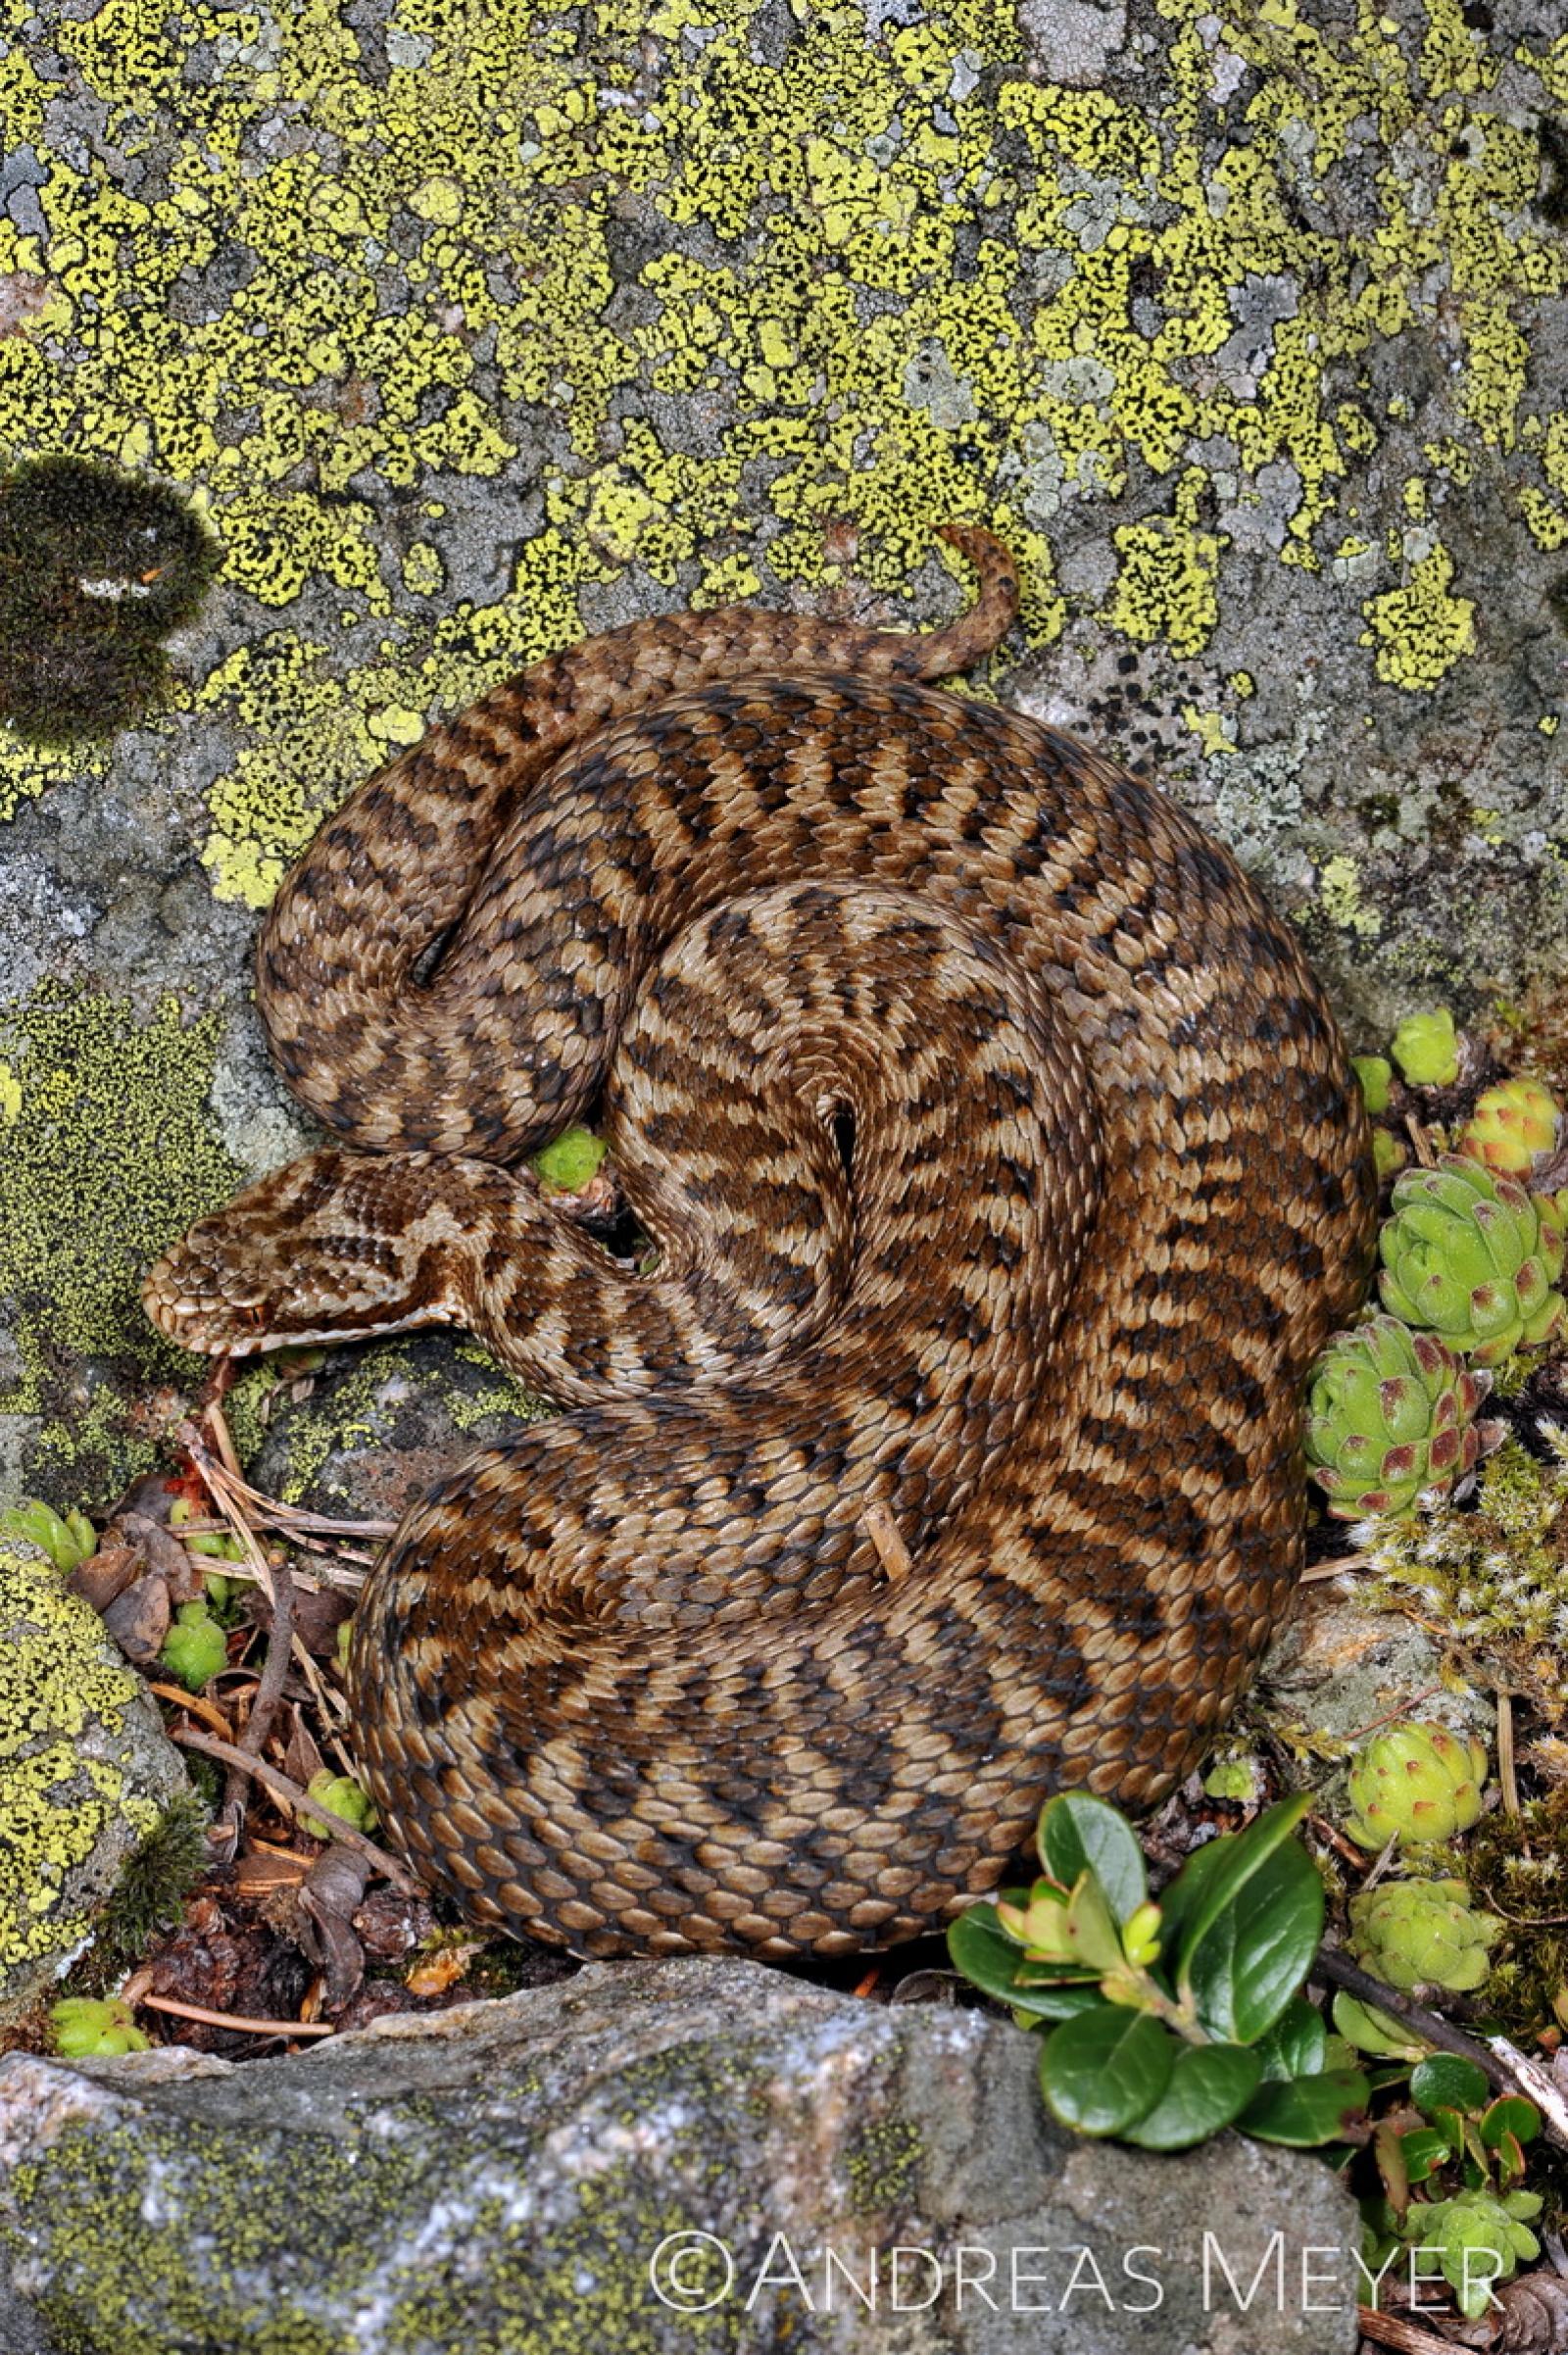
[145,528,1376,1959]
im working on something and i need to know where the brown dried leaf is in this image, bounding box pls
[118,1511,204,1603]
[232,1845,313,1899]
[255,1580,351,1658]
[298,1845,369,2010]
[280,1707,326,1794]
[67,1540,142,1613]
[102,1571,171,1666]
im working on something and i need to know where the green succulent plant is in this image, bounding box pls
[1390,1009,1459,1088]
[530,1125,609,1194]
[51,1995,149,2057]
[159,1600,229,1692]
[1352,1055,1394,1114]
[1458,1076,1560,1176]
[1344,1721,1489,1849]
[0,1497,96,1573]
[1403,2185,1543,2320]
[1378,1156,1566,1365]
[1304,1316,1489,1519]
[1348,1879,1500,1993]
[303,1769,378,1839]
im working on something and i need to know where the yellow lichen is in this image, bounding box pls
[1317,853,1384,939]
[1359,541,1477,691]
[0,0,1556,872]
[0,1548,163,1986]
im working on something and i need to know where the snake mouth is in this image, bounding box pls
[141,1262,442,1358]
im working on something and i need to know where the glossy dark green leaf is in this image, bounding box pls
[1152,1835,1233,1955]
[1410,2054,1491,2117]
[1038,2005,1175,2136]
[1479,2094,1541,2150]
[1121,2041,1264,2151]
[1036,1793,1148,1927]
[1170,1795,1312,1984]
[1008,1983,1107,2030]
[1180,1834,1324,2044]
[1240,2067,1370,2147]
[1251,1995,1327,2083]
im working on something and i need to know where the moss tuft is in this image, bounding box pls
[0,983,240,1499]
[1360,1435,1568,1722]
[0,457,220,744]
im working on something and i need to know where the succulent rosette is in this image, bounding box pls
[1348,1878,1500,1993]
[1458,1077,1560,1176]
[1305,1315,1488,1519]
[1378,1156,1566,1365]
[1344,1721,1489,1849]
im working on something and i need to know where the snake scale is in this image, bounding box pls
[145,525,1376,1961]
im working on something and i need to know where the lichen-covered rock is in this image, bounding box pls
[0,1958,1360,2355]
[0,1545,188,2022]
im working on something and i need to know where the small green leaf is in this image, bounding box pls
[1399,2127,1452,2185]
[1121,2041,1265,2151]
[1063,1870,1127,1973]
[1036,1793,1148,1927]
[1478,2095,1541,2150]
[1410,2054,1492,2117]
[947,1905,1095,2021]
[1038,2005,1175,2136]
[1181,1834,1323,2044]
[1240,2067,1370,2147]
[1250,1994,1327,2084]
[1375,2118,1410,2210]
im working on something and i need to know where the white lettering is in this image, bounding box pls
[1203,2231,1285,2312]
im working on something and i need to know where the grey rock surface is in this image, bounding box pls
[0,1957,1362,2355]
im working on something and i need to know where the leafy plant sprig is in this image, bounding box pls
[1362,2056,1546,2318]
[948,1791,1368,2152]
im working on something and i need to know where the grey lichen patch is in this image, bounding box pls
[245,1334,555,1526]
[844,2114,925,2216]
[0,1957,1361,2354]
[4,2117,425,2355]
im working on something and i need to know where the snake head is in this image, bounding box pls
[142,1147,463,1358]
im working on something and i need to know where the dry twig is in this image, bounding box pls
[135,1992,338,2040]
[170,1724,421,1895]
[863,1502,911,1584]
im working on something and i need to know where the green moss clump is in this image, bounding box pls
[0,983,240,1497]
[64,1791,209,1995]
[0,457,220,743]
[1361,1436,1568,1723]
[1459,1793,1568,2040]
